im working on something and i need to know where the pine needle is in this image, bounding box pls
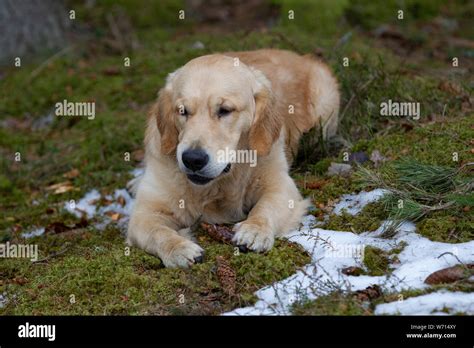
[393,159,458,194]
[355,159,473,238]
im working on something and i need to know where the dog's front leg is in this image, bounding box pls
[127,199,204,268]
[232,173,309,252]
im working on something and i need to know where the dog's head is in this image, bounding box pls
[149,54,282,186]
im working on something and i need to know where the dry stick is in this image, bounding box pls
[106,12,126,53]
[447,227,457,241]
[269,32,305,55]
[32,243,71,264]
[339,77,375,123]
[436,251,467,267]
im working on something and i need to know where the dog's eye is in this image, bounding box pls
[217,107,232,118]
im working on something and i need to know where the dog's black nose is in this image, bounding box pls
[182,148,209,171]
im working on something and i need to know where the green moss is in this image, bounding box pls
[351,140,370,153]
[323,202,387,233]
[417,210,474,243]
[271,0,349,35]
[310,158,333,176]
[0,226,309,315]
[292,291,371,315]
[346,116,474,243]
[391,241,408,255]
[365,117,474,167]
[72,0,187,29]
[363,246,390,276]
[346,0,444,29]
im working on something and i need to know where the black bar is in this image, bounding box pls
[0,316,472,346]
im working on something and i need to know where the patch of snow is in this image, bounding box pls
[61,187,135,232]
[31,111,54,131]
[333,188,388,215]
[225,189,474,316]
[130,168,144,178]
[64,189,100,218]
[99,189,134,216]
[375,291,474,315]
[385,233,473,292]
[190,41,205,50]
[0,292,7,308]
[21,227,45,239]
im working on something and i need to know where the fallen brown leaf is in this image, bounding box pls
[132,149,145,162]
[425,264,474,285]
[45,222,69,234]
[438,81,463,95]
[342,266,365,276]
[117,195,126,207]
[354,285,382,301]
[102,67,121,76]
[12,276,28,286]
[63,168,80,179]
[105,211,122,221]
[306,180,327,190]
[45,219,89,235]
[46,181,77,194]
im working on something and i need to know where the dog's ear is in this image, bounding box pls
[148,71,180,155]
[248,68,282,156]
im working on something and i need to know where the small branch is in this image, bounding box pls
[270,32,305,55]
[28,46,72,82]
[32,243,71,264]
[339,77,375,122]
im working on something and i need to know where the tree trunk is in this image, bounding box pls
[0,0,70,66]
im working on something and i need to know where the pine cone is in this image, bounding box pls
[216,256,236,297]
[201,222,235,244]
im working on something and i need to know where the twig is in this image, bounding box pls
[447,228,457,241]
[106,12,126,53]
[339,77,375,122]
[28,46,72,82]
[269,31,305,54]
[436,251,464,265]
[32,243,71,264]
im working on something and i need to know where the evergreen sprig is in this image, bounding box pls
[355,160,473,237]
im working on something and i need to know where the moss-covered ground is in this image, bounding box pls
[1,0,472,315]
[1,226,309,315]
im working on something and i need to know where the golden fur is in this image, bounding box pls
[127,49,340,268]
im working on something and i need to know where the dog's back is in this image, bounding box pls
[224,49,340,163]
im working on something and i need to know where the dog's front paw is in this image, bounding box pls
[232,221,274,252]
[163,238,205,268]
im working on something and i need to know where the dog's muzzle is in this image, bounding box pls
[182,149,231,185]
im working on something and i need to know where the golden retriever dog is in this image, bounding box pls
[127,49,340,268]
